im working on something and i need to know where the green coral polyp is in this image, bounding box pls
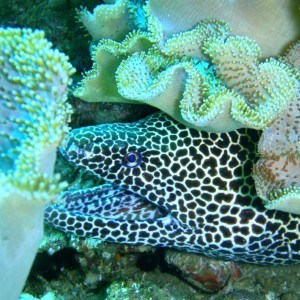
[78,0,131,42]
[0,27,74,299]
[265,187,300,214]
[74,29,153,104]
[1,173,66,201]
[204,36,299,129]
[0,28,74,174]
[161,20,230,59]
[181,87,243,132]
[116,49,187,99]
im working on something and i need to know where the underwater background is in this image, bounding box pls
[1,1,300,299]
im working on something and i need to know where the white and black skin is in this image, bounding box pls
[45,112,300,265]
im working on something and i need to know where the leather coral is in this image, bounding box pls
[75,0,300,132]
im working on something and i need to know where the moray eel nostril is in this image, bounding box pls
[46,112,300,265]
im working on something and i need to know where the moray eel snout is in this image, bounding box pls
[45,112,300,265]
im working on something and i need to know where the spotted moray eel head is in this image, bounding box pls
[62,114,189,191]
[60,112,259,226]
[48,112,300,265]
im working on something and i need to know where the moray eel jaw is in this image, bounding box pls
[45,113,300,265]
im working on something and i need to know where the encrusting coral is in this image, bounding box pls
[252,45,300,214]
[0,27,74,300]
[253,94,300,214]
[75,0,299,132]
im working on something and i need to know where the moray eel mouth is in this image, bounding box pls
[56,182,170,225]
[45,112,300,265]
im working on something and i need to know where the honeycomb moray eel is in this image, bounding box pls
[45,112,300,265]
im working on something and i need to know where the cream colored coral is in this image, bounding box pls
[147,0,300,58]
[78,0,130,41]
[75,0,300,133]
[253,93,300,214]
[0,27,74,300]
[283,41,300,73]
[75,29,152,104]
[75,16,232,131]
[197,36,299,130]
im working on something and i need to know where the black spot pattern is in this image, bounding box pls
[45,112,300,265]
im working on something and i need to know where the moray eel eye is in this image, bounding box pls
[122,151,142,168]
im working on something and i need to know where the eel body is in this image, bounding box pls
[45,113,300,265]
